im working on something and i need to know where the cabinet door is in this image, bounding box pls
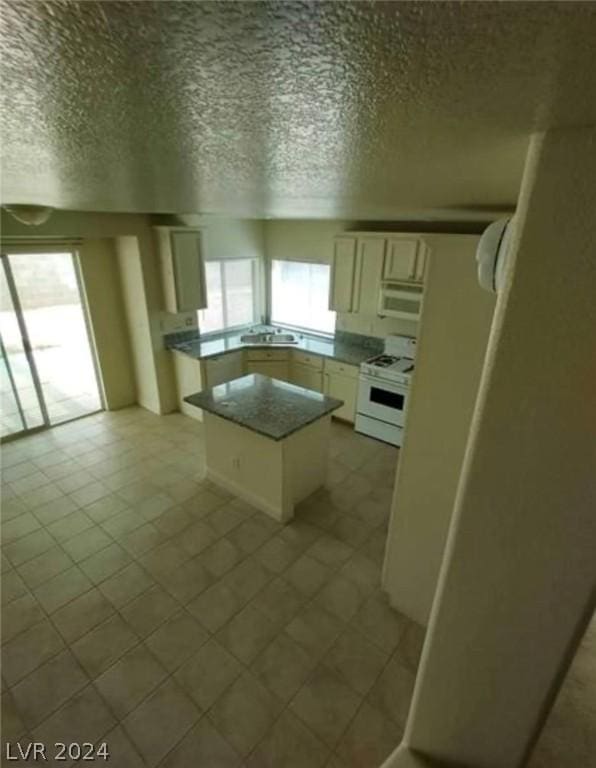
[173,353,203,421]
[247,361,290,381]
[292,363,323,392]
[384,238,419,281]
[204,351,244,387]
[353,237,385,315]
[329,237,357,312]
[171,230,207,311]
[324,372,358,422]
[414,245,428,282]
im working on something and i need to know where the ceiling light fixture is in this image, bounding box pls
[3,205,54,226]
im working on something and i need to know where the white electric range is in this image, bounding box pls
[354,335,417,446]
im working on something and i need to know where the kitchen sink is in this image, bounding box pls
[240,332,297,344]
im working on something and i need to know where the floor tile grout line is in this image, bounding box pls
[5,478,384,642]
[8,537,344,760]
[3,409,398,766]
[5,505,279,692]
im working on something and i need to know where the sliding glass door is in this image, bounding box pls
[0,248,102,439]
[0,263,46,437]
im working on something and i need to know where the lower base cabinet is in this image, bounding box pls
[173,352,203,421]
[204,351,244,387]
[324,369,358,423]
[247,360,290,380]
[291,363,323,392]
[174,346,359,424]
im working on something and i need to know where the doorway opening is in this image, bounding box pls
[0,248,102,440]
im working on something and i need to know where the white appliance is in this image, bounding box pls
[378,282,423,321]
[355,334,417,446]
[476,217,514,293]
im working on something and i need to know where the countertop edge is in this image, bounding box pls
[189,396,343,441]
[172,340,370,366]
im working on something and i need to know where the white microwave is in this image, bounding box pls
[378,281,423,321]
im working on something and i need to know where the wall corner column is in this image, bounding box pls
[383,127,596,768]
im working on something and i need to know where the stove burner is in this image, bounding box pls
[370,355,398,367]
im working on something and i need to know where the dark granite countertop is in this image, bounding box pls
[184,373,343,440]
[170,326,381,367]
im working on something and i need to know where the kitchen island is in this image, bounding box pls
[185,373,343,523]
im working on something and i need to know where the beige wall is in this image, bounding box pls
[116,236,161,413]
[179,215,266,262]
[393,128,596,768]
[78,239,136,410]
[0,210,177,415]
[264,219,355,264]
[382,235,496,625]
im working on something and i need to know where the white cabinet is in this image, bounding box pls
[246,349,290,381]
[329,236,385,315]
[414,247,427,282]
[329,237,358,312]
[323,359,358,423]
[291,350,323,391]
[156,227,207,313]
[247,361,290,380]
[353,237,386,315]
[292,350,323,370]
[203,351,244,387]
[292,364,323,391]
[172,352,203,421]
[378,283,423,321]
[330,233,428,318]
[384,237,427,283]
[174,349,244,422]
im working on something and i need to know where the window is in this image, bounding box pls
[198,259,258,333]
[271,260,336,334]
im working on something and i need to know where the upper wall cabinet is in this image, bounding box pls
[353,237,386,315]
[384,237,427,283]
[329,236,385,314]
[156,227,207,313]
[329,237,357,312]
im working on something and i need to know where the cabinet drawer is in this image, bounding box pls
[246,349,289,362]
[324,359,359,379]
[205,350,244,367]
[292,350,323,370]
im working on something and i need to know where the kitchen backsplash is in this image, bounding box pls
[164,325,384,353]
[163,328,200,348]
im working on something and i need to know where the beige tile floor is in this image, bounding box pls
[1,406,424,768]
[528,611,596,768]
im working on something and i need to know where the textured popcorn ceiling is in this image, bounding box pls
[1,1,595,218]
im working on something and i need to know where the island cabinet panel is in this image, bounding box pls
[173,352,203,421]
[203,413,329,523]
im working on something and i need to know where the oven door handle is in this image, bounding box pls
[359,374,409,395]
